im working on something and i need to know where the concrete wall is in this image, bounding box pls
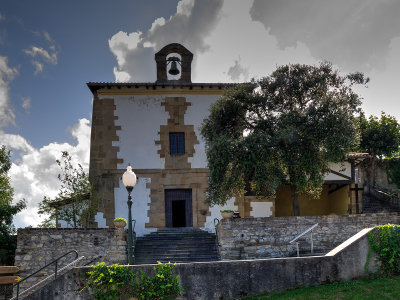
[24,227,380,300]
[14,228,127,291]
[217,213,400,260]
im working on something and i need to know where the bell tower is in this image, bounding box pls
[155,43,193,83]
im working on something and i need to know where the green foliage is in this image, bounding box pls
[240,275,400,299]
[359,112,400,159]
[85,261,181,300]
[201,62,367,213]
[220,210,234,213]
[85,262,136,300]
[358,112,400,186]
[385,157,400,188]
[0,145,26,265]
[113,218,127,222]
[0,235,17,265]
[135,262,181,300]
[369,224,400,274]
[0,145,13,205]
[38,151,95,228]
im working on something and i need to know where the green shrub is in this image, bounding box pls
[369,224,400,274]
[135,262,181,300]
[85,261,181,300]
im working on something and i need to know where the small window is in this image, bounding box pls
[169,133,185,155]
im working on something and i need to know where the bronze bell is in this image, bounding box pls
[168,60,180,75]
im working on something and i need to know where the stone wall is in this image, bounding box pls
[24,227,380,300]
[14,228,127,291]
[217,213,400,260]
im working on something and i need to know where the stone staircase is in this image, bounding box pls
[134,228,219,265]
[362,193,400,213]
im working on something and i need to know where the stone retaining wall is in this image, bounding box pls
[14,228,127,291]
[217,213,400,260]
[24,227,380,300]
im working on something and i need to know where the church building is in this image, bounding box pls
[83,43,365,236]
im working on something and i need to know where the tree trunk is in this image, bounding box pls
[291,185,300,216]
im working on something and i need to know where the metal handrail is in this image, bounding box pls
[214,218,221,260]
[13,249,79,299]
[368,184,400,210]
[289,223,318,257]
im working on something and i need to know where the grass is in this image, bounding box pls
[240,275,400,300]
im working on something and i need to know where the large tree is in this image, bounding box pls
[201,62,367,215]
[0,145,26,265]
[359,112,400,186]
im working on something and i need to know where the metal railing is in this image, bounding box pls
[368,184,400,211]
[214,218,221,260]
[13,250,79,300]
[289,223,319,257]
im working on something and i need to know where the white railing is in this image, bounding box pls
[289,223,319,257]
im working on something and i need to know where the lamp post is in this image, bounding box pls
[122,165,137,265]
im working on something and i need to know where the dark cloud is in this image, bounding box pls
[227,58,249,81]
[109,0,224,82]
[250,0,400,71]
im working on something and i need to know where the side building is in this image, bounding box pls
[66,43,366,236]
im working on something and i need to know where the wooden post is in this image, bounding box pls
[0,266,20,300]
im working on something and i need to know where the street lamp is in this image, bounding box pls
[122,165,137,265]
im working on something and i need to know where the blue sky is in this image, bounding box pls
[1,0,400,227]
[1,0,178,147]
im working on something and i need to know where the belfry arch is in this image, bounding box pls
[155,43,193,83]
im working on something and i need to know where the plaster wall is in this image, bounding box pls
[250,202,274,217]
[184,95,217,168]
[109,93,220,170]
[275,185,349,216]
[202,197,238,233]
[111,95,168,169]
[94,212,107,228]
[114,177,156,237]
[325,162,352,181]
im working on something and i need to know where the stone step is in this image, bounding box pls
[135,242,216,247]
[134,258,218,264]
[134,228,219,265]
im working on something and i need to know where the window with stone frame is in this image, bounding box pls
[169,132,185,155]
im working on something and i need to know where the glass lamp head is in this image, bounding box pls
[122,165,137,190]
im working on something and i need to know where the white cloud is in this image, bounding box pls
[32,61,44,75]
[21,96,31,112]
[24,46,57,65]
[109,31,143,67]
[24,31,58,74]
[355,37,400,121]
[43,31,54,44]
[0,56,18,128]
[6,118,91,228]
